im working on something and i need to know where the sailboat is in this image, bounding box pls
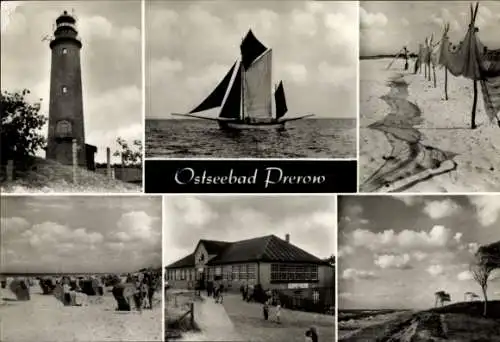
[172,30,314,130]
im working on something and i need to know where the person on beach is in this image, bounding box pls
[310,327,318,342]
[305,330,313,342]
[263,301,269,321]
[146,273,156,309]
[247,284,254,302]
[275,300,282,324]
[240,284,245,300]
[217,283,224,304]
[62,279,71,306]
[414,55,420,74]
[403,46,409,70]
[243,284,248,301]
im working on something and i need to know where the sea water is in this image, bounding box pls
[145,118,356,158]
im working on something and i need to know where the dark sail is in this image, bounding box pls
[275,81,288,119]
[240,30,268,70]
[189,61,237,113]
[219,64,242,119]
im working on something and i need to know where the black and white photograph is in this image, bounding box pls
[1,1,143,193]
[337,195,500,341]
[0,196,162,342]
[358,1,500,193]
[146,1,357,158]
[164,196,335,341]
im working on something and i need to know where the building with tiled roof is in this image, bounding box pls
[165,234,334,309]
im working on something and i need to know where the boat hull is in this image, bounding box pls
[219,121,285,130]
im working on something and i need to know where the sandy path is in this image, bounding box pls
[360,59,500,192]
[1,285,161,342]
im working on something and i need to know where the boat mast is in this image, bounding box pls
[241,63,245,121]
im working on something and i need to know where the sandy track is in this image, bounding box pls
[1,285,161,342]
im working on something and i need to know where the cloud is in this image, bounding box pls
[423,199,460,219]
[342,268,378,280]
[458,270,473,281]
[427,264,444,276]
[413,251,428,261]
[283,63,308,84]
[394,196,421,206]
[360,7,388,29]
[1,1,25,33]
[338,245,355,258]
[114,211,159,243]
[374,254,412,269]
[348,225,456,253]
[171,197,219,227]
[21,222,104,248]
[467,242,479,254]
[470,196,500,227]
[0,217,30,236]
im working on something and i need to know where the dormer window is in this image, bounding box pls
[62,86,67,94]
[62,48,67,54]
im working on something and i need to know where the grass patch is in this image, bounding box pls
[0,156,140,192]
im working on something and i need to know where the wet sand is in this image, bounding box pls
[1,284,162,342]
[360,58,500,192]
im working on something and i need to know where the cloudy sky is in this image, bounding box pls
[147,1,358,119]
[1,196,161,273]
[360,1,500,56]
[164,196,335,265]
[338,195,500,310]
[1,1,141,163]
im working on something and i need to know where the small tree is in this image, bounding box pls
[113,137,142,166]
[470,245,500,316]
[0,89,47,163]
[442,292,451,306]
[434,290,446,307]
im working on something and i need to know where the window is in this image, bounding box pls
[247,264,256,280]
[239,264,247,280]
[233,265,239,280]
[270,264,319,282]
[55,120,72,138]
[223,265,232,280]
[62,86,68,94]
[62,48,68,54]
[312,290,320,304]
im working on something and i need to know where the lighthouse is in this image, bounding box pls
[46,10,96,169]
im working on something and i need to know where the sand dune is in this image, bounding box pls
[1,284,161,342]
[360,59,500,192]
[339,301,500,341]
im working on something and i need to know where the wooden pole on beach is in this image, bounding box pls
[106,147,112,179]
[444,68,449,100]
[432,65,437,88]
[120,152,125,181]
[190,302,194,327]
[6,160,14,182]
[72,139,78,184]
[471,80,478,129]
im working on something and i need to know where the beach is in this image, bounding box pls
[1,283,162,342]
[359,58,500,192]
